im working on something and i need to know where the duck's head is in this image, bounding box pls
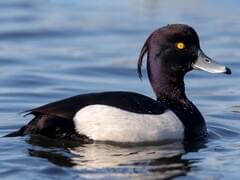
[138,24,231,96]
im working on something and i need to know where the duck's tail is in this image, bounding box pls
[3,126,27,137]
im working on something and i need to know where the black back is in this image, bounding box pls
[26,92,167,119]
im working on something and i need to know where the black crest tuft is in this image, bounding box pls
[137,34,151,79]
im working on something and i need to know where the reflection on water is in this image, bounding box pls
[27,136,205,179]
[0,0,240,179]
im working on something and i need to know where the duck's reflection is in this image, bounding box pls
[26,136,206,179]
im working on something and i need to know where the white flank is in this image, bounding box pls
[73,105,184,143]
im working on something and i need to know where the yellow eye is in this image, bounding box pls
[176,42,185,49]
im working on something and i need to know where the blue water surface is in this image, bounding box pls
[0,0,240,179]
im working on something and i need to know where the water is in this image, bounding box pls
[0,0,240,179]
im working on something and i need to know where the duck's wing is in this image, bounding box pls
[6,92,168,139]
[24,91,167,120]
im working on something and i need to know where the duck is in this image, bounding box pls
[5,24,231,143]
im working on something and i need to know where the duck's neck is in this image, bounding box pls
[149,69,187,105]
[150,70,207,140]
[156,74,187,105]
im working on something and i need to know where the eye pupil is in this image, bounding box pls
[205,59,210,63]
[176,42,185,49]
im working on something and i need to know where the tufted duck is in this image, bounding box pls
[5,24,231,143]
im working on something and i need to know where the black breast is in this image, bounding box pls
[160,98,207,140]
